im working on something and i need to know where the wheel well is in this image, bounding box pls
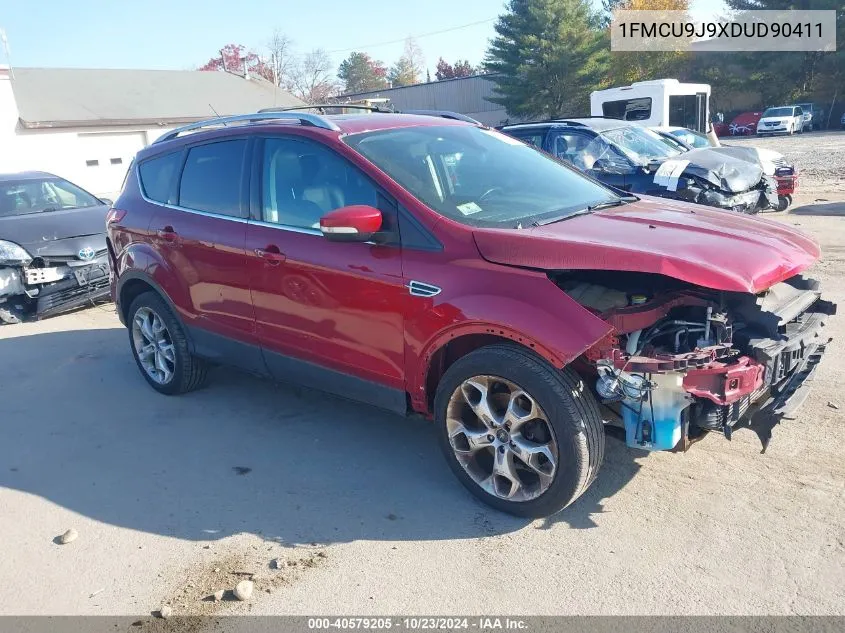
[425,334,531,412]
[118,278,155,323]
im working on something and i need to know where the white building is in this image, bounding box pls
[0,65,302,198]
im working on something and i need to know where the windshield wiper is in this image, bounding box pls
[588,197,637,211]
[529,196,637,227]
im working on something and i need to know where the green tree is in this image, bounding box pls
[388,57,419,86]
[338,52,388,94]
[483,0,609,119]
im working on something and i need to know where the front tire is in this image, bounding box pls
[127,291,208,395]
[434,344,604,518]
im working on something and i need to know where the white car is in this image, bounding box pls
[757,106,804,136]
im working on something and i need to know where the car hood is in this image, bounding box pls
[758,116,788,124]
[648,148,764,193]
[472,197,819,293]
[0,204,108,259]
[703,146,788,177]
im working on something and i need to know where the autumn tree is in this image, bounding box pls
[338,52,388,93]
[291,49,338,102]
[484,0,608,118]
[606,0,691,86]
[389,37,425,86]
[199,43,274,83]
[435,58,477,80]
[435,58,455,80]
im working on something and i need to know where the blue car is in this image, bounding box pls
[500,118,777,214]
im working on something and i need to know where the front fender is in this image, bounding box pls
[406,271,613,413]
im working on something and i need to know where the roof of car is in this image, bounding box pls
[322,113,472,134]
[139,112,474,158]
[502,117,630,132]
[0,171,59,182]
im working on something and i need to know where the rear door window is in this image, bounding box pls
[178,140,248,217]
[504,129,546,149]
[138,152,181,203]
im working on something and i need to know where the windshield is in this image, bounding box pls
[763,107,794,118]
[669,128,712,149]
[0,177,101,218]
[344,125,619,227]
[599,126,682,165]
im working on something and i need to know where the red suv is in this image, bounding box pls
[108,111,833,517]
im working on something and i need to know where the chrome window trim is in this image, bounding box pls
[248,219,323,236]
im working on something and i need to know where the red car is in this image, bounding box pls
[729,111,764,136]
[107,111,834,517]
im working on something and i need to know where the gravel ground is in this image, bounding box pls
[728,130,845,195]
[1,132,844,623]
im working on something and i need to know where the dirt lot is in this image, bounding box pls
[1,132,844,621]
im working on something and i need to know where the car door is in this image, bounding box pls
[244,135,406,413]
[145,137,264,373]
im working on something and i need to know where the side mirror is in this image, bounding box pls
[319,205,383,242]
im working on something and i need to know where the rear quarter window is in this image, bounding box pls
[138,152,181,203]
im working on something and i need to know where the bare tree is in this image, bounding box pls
[403,37,425,81]
[266,29,295,89]
[291,49,338,103]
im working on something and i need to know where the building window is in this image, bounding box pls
[86,159,99,167]
[110,157,123,165]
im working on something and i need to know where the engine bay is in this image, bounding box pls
[552,270,835,451]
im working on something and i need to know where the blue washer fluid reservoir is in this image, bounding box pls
[622,373,690,451]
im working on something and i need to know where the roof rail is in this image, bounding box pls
[258,104,391,113]
[153,112,340,144]
[400,110,483,125]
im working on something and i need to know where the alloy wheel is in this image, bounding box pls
[131,307,176,384]
[445,375,558,502]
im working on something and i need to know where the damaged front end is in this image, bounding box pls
[646,149,778,214]
[557,272,836,451]
[0,239,110,323]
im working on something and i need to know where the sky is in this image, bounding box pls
[0,0,727,78]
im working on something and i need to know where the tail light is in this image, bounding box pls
[106,209,128,225]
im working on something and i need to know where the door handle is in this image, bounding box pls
[254,246,286,265]
[156,227,178,240]
[156,226,180,245]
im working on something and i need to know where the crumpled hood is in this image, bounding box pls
[473,196,819,293]
[649,148,764,192]
[705,146,788,177]
[0,204,108,259]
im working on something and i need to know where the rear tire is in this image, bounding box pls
[127,291,208,395]
[434,344,604,518]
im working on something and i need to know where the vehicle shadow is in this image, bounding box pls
[0,327,642,544]
[789,201,845,216]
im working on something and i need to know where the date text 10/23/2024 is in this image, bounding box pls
[308,618,529,630]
